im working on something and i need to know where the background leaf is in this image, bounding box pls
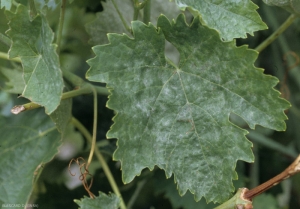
[74,192,120,209]
[5,4,64,114]
[253,193,280,209]
[262,0,300,15]
[86,14,289,203]
[50,98,72,134]
[0,109,61,205]
[0,0,12,10]
[154,172,216,209]
[174,0,267,41]
[85,0,181,45]
[34,0,60,14]
[0,66,25,94]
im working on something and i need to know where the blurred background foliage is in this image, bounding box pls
[0,0,300,208]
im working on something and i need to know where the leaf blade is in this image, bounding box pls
[74,192,120,209]
[5,4,64,114]
[174,0,268,41]
[0,110,61,204]
[86,14,289,203]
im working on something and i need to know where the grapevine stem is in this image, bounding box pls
[0,32,11,47]
[11,85,93,114]
[133,0,139,20]
[127,179,147,209]
[56,0,67,54]
[255,14,297,53]
[61,68,85,87]
[87,87,97,167]
[71,117,127,209]
[111,0,131,33]
[143,0,151,24]
[61,69,109,96]
[0,51,21,62]
[28,0,37,18]
[244,154,300,200]
[133,0,149,21]
[247,131,298,158]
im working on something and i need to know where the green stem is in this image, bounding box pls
[111,0,131,33]
[62,69,109,95]
[87,88,98,167]
[71,117,127,209]
[249,143,259,189]
[0,51,21,63]
[133,0,139,20]
[255,14,297,53]
[247,131,298,158]
[61,66,109,94]
[11,85,93,114]
[62,69,85,87]
[56,0,67,54]
[28,0,37,18]
[142,0,151,24]
[244,155,300,200]
[95,86,109,96]
[0,32,11,47]
[214,188,252,209]
[127,180,147,209]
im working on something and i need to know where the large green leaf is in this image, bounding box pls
[5,4,64,114]
[0,109,61,205]
[174,0,267,41]
[74,192,120,209]
[86,14,289,203]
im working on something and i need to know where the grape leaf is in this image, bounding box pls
[5,4,64,114]
[154,172,216,209]
[174,0,267,41]
[0,109,61,205]
[85,0,180,45]
[0,67,25,94]
[86,14,289,203]
[253,193,280,209]
[85,0,132,45]
[34,0,74,13]
[74,192,120,209]
[50,98,72,134]
[34,0,60,13]
[263,0,300,15]
[0,0,12,10]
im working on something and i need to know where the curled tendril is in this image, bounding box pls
[69,157,95,198]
